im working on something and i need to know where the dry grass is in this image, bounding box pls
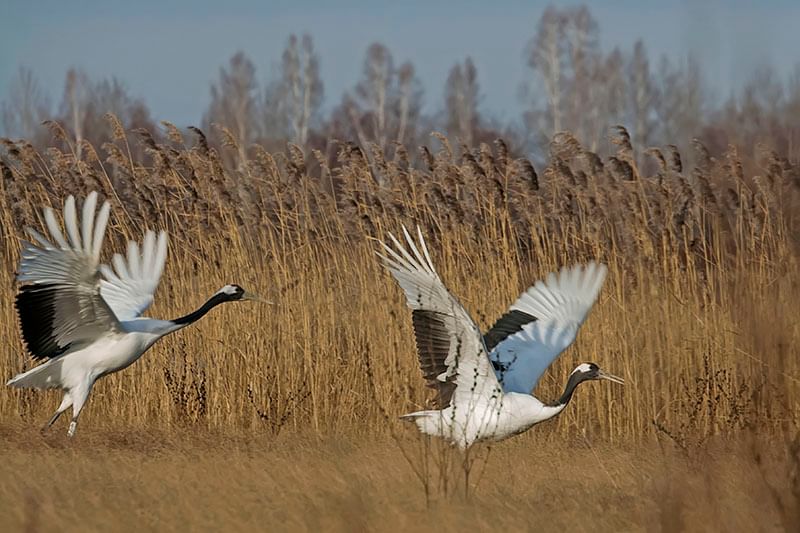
[0,121,799,529]
[0,425,797,532]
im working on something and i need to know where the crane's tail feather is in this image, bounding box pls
[6,359,64,389]
[399,410,470,447]
[399,410,437,420]
[400,410,445,435]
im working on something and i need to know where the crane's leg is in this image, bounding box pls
[42,392,73,433]
[67,382,93,438]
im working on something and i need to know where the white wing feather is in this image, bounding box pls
[99,230,168,321]
[489,262,607,393]
[378,226,501,407]
[17,192,121,351]
[17,192,169,356]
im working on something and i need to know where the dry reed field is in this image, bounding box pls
[1,120,799,531]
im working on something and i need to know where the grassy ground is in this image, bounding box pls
[1,423,796,532]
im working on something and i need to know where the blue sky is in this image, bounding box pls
[2,0,799,128]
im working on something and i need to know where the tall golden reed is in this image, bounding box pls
[0,119,797,445]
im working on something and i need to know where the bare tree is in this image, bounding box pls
[740,65,784,151]
[264,34,324,148]
[60,68,90,158]
[357,43,393,152]
[1,66,51,142]
[563,6,599,142]
[602,48,627,140]
[332,43,422,157]
[784,65,800,160]
[204,51,259,164]
[627,40,657,157]
[444,58,480,147]
[709,65,787,158]
[86,77,155,140]
[53,71,158,169]
[523,6,567,141]
[656,54,706,153]
[396,61,421,146]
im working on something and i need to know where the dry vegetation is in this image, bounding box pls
[1,426,798,532]
[1,118,799,530]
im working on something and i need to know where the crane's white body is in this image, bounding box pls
[404,393,565,449]
[378,227,616,450]
[10,319,177,389]
[8,325,168,436]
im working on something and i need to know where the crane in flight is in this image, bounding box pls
[377,226,624,449]
[7,192,264,437]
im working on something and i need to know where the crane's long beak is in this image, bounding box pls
[242,291,272,304]
[599,370,625,385]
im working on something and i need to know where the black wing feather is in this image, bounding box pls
[412,309,457,409]
[15,284,71,359]
[483,309,538,353]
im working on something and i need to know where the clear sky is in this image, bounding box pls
[2,0,799,128]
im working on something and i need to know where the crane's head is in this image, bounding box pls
[215,284,270,303]
[570,362,625,385]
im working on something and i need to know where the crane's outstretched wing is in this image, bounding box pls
[99,229,168,321]
[485,262,607,394]
[377,227,501,409]
[16,192,120,359]
[15,192,170,359]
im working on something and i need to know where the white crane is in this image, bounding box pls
[377,226,624,449]
[6,192,263,437]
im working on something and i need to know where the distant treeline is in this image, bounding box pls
[3,5,800,169]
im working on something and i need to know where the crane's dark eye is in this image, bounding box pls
[588,363,599,372]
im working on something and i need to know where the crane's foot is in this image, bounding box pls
[67,420,77,437]
[42,410,64,434]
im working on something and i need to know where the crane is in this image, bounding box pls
[6,191,263,436]
[377,226,624,449]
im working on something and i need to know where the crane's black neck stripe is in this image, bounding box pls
[15,284,71,360]
[548,371,590,407]
[483,309,537,352]
[170,292,231,326]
